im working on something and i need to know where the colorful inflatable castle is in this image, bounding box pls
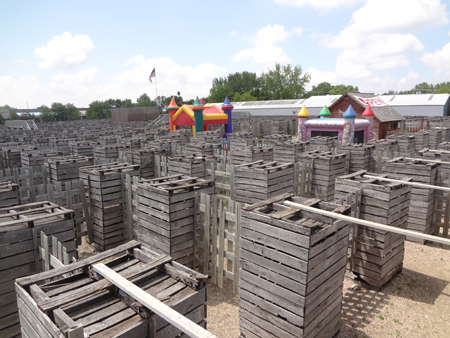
[168,96,233,137]
[297,104,375,145]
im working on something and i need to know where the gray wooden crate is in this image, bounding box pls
[335,171,411,288]
[21,149,63,187]
[0,201,76,338]
[428,129,443,149]
[80,162,140,251]
[234,161,294,204]
[15,241,209,338]
[383,158,438,244]
[120,148,164,179]
[239,194,351,338]
[168,154,214,179]
[262,134,291,147]
[273,141,309,163]
[45,156,94,187]
[93,145,130,165]
[336,144,375,173]
[0,180,20,208]
[135,175,214,268]
[309,136,338,151]
[230,146,273,165]
[69,140,100,157]
[300,151,348,202]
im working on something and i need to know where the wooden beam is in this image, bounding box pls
[282,200,450,246]
[92,263,217,338]
[363,174,450,192]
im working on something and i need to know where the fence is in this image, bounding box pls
[0,165,89,243]
[38,231,76,276]
[195,193,241,294]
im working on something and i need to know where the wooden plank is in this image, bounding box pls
[92,263,215,338]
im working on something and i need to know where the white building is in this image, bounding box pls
[379,93,450,117]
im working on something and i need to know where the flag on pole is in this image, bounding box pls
[148,68,156,83]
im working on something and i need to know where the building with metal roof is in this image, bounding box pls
[210,95,341,117]
[379,93,450,117]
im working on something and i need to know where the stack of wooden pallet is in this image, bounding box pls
[367,139,398,152]
[21,149,62,186]
[383,158,438,244]
[437,141,450,151]
[2,145,37,168]
[68,140,99,157]
[299,151,347,202]
[336,144,375,173]
[45,156,94,187]
[99,135,119,145]
[0,180,19,207]
[414,131,429,152]
[428,129,443,149]
[135,175,214,267]
[0,201,76,337]
[185,143,221,156]
[191,131,222,145]
[50,138,76,155]
[168,154,213,179]
[120,148,163,179]
[228,132,258,149]
[386,135,416,154]
[335,171,411,288]
[234,161,294,204]
[120,138,142,149]
[231,146,273,165]
[273,141,309,162]
[239,194,351,338]
[32,137,53,149]
[309,136,338,151]
[93,145,129,165]
[262,134,291,147]
[80,162,140,251]
[15,241,210,338]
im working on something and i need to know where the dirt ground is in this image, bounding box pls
[206,241,450,338]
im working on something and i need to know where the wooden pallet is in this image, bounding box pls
[230,147,273,165]
[68,140,100,157]
[45,156,94,187]
[335,170,411,288]
[0,180,20,208]
[273,141,309,163]
[167,154,214,179]
[80,163,141,251]
[0,201,76,338]
[234,160,294,204]
[239,195,350,338]
[383,158,438,244]
[15,241,210,338]
[337,144,375,173]
[135,175,214,268]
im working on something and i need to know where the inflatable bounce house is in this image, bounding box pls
[298,104,375,145]
[167,96,233,137]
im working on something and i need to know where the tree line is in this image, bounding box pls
[383,82,450,95]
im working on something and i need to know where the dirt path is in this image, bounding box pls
[206,241,450,338]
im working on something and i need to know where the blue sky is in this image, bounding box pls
[1,0,450,108]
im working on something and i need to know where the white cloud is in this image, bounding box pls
[34,32,95,69]
[397,71,421,90]
[420,42,450,77]
[229,31,238,37]
[16,59,27,64]
[274,0,364,9]
[305,67,338,90]
[50,67,99,92]
[233,25,302,65]
[320,0,447,80]
[126,55,146,65]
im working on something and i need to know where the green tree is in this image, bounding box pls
[329,84,359,95]
[434,86,450,94]
[121,99,133,108]
[233,91,257,102]
[9,111,19,120]
[261,63,311,100]
[51,102,68,121]
[303,82,334,98]
[40,105,54,122]
[0,104,14,110]
[207,71,262,103]
[137,93,151,103]
[86,100,110,119]
[0,114,4,125]
[66,104,80,120]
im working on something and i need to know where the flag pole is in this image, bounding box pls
[154,70,158,106]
